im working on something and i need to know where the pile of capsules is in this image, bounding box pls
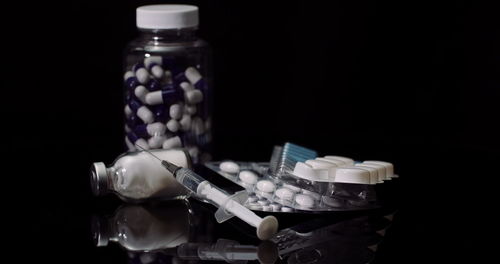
[123,56,211,161]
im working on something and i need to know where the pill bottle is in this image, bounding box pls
[123,5,212,163]
[90,149,191,201]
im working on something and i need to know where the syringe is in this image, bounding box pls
[136,145,279,240]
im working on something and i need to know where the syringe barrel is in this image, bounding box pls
[175,168,205,193]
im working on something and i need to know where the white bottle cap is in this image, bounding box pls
[136,5,199,29]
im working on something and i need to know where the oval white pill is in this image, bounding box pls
[256,180,275,193]
[324,155,355,166]
[219,161,240,174]
[262,205,272,211]
[305,159,337,169]
[275,188,294,201]
[282,184,301,193]
[281,206,293,212]
[364,161,394,179]
[238,170,258,185]
[295,194,315,208]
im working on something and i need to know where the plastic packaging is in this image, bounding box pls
[123,4,212,163]
[90,149,191,201]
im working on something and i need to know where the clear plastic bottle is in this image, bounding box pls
[90,149,191,201]
[123,5,212,163]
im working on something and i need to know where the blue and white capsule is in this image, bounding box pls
[145,88,184,106]
[128,98,154,124]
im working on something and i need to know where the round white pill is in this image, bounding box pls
[135,68,150,84]
[166,119,180,132]
[295,194,315,208]
[256,180,275,193]
[219,161,240,174]
[169,104,183,120]
[151,65,164,79]
[238,170,258,185]
[179,114,192,131]
[281,206,293,212]
[275,188,294,201]
[185,89,203,104]
[162,136,182,149]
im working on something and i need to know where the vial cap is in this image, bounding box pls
[136,5,199,29]
[90,162,108,196]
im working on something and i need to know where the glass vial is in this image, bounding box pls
[90,149,191,201]
[123,5,212,163]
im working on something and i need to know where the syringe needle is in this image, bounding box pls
[135,143,162,162]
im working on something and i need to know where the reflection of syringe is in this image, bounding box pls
[136,145,279,240]
[175,239,279,264]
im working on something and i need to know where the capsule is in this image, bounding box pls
[128,98,154,124]
[133,122,166,138]
[145,88,184,106]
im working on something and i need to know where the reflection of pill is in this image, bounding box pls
[248,204,262,210]
[220,161,240,174]
[275,188,294,201]
[256,180,275,193]
[281,206,293,212]
[324,156,355,166]
[239,170,258,185]
[270,203,282,211]
[364,161,394,179]
[295,194,315,208]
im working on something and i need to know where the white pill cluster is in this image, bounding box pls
[124,56,211,162]
[292,156,395,184]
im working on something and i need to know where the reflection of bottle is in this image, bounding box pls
[92,202,191,251]
[90,149,191,200]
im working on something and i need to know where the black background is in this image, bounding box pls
[2,0,498,263]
